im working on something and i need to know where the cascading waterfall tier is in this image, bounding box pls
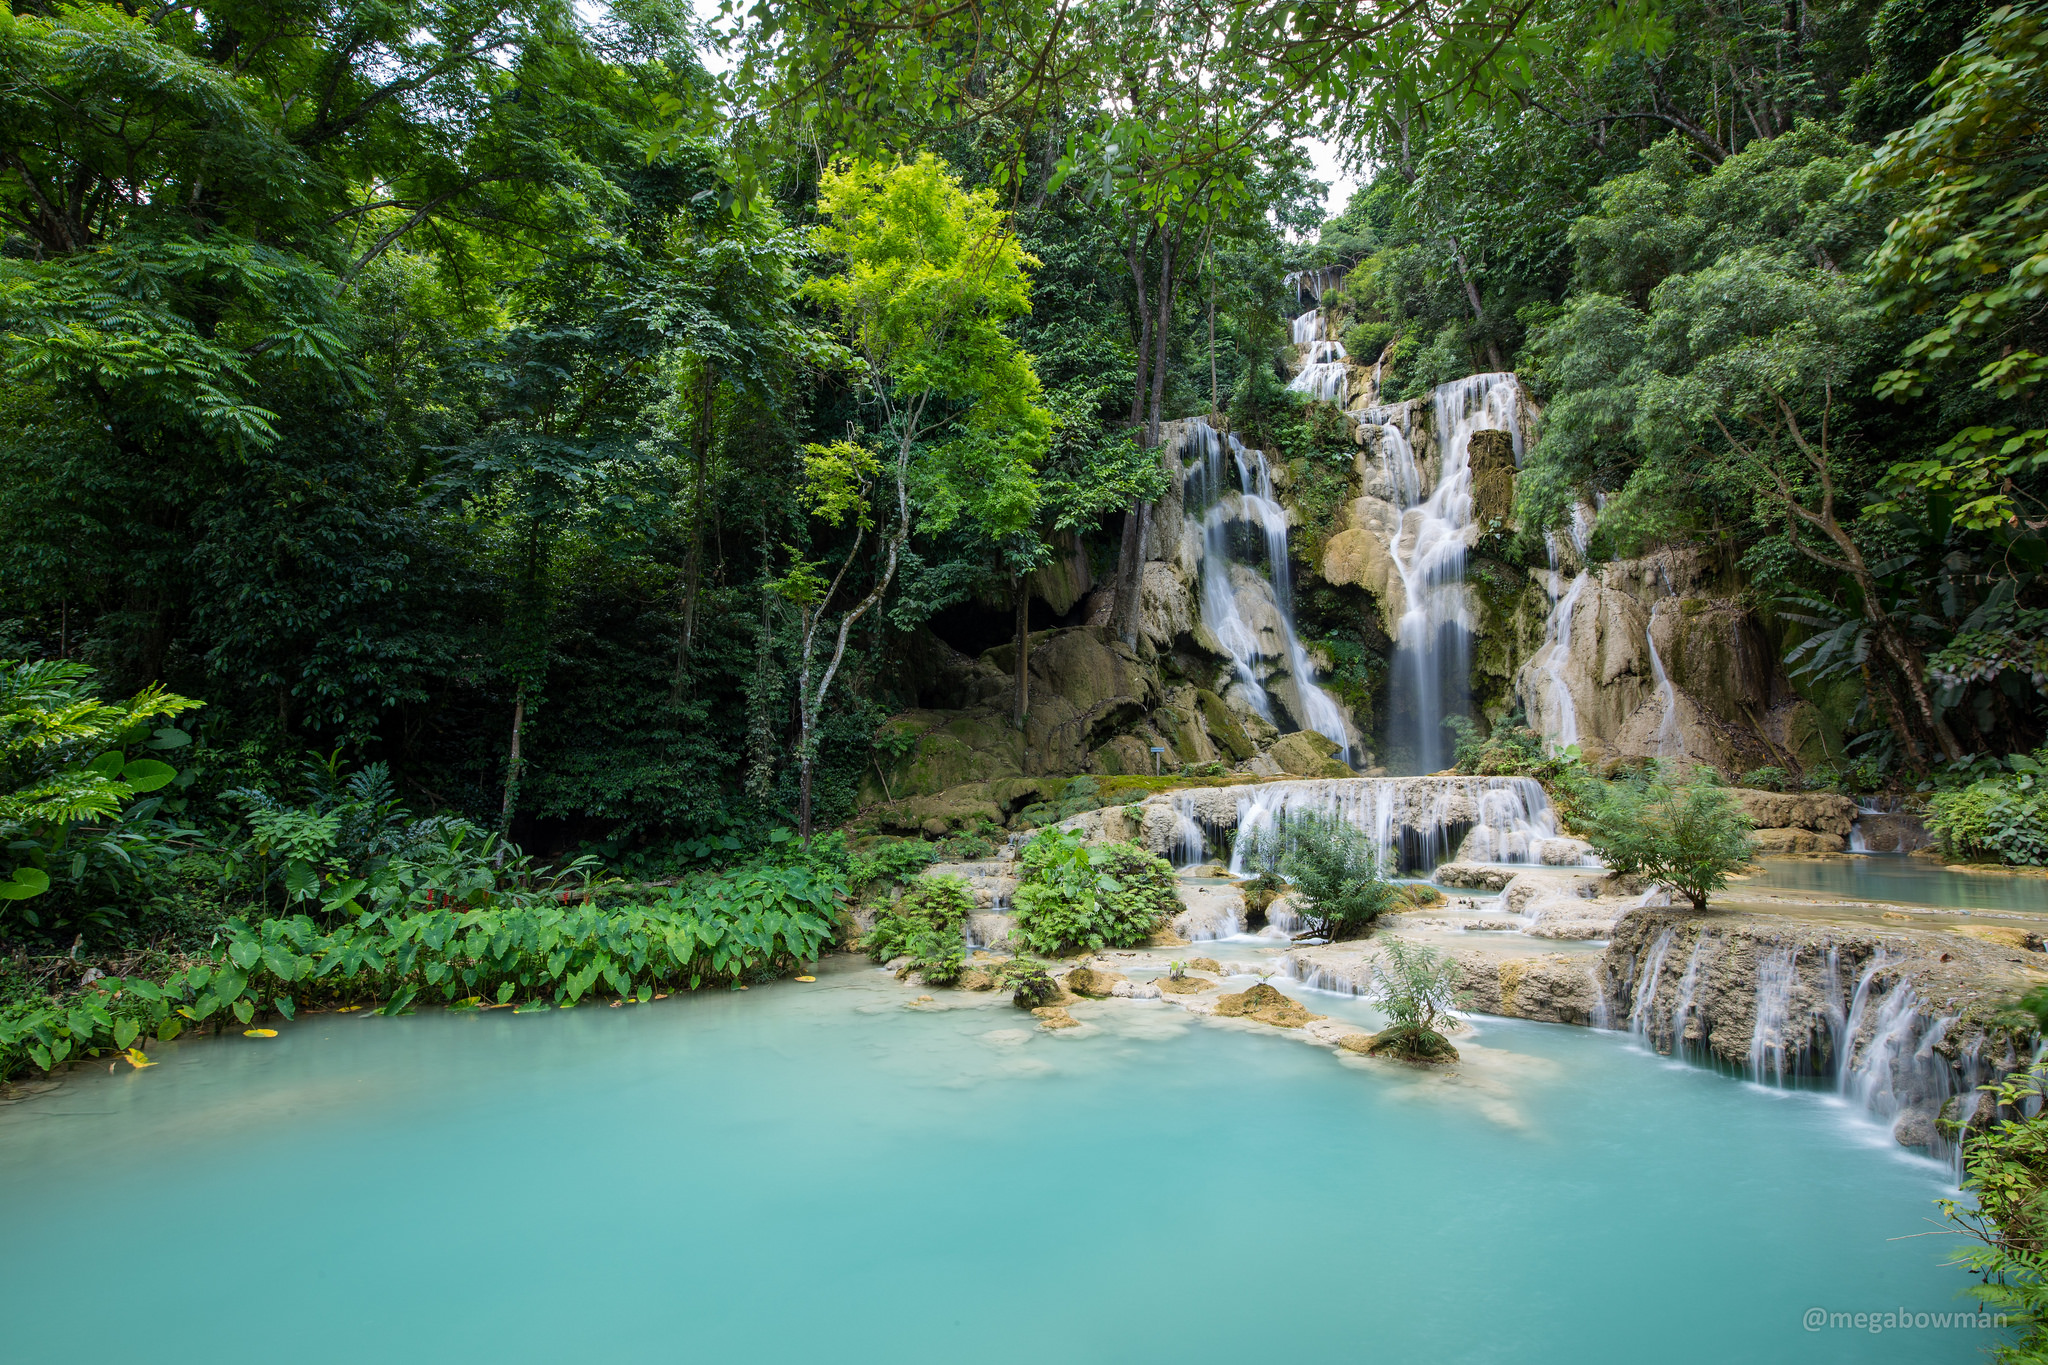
[1165,775,1589,874]
[1603,921,1990,1154]
[1182,419,1352,759]
[1364,373,1523,773]
[1288,339,1350,404]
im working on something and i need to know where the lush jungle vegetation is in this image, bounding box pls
[1,0,2044,1060]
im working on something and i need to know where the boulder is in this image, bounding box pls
[1146,924,1191,947]
[1213,982,1324,1028]
[1730,789,1858,838]
[1157,974,1215,994]
[1856,812,1933,854]
[1063,966,1127,998]
[1433,863,1516,891]
[1187,958,1223,974]
[888,783,1003,837]
[1032,1006,1080,1030]
[1750,827,1849,855]
[1892,1107,1937,1148]
[1195,688,1255,762]
[1264,729,1354,778]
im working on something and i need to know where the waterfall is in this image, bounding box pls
[1644,600,1680,759]
[1747,947,1802,1083]
[1179,774,1585,875]
[1373,373,1523,773]
[1291,308,1322,346]
[1522,503,1596,752]
[1626,928,1679,1039]
[1183,419,1352,758]
[1288,341,1349,404]
[1669,937,1711,1057]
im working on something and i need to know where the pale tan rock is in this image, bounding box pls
[1032,1006,1079,1030]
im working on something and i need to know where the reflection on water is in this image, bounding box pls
[0,956,1979,1364]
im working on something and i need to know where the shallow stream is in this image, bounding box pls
[0,956,1992,1363]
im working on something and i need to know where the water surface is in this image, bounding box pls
[0,960,1990,1363]
[1733,855,2048,915]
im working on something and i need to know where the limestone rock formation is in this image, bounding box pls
[1214,982,1324,1027]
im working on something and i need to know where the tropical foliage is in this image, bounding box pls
[1575,763,1758,909]
[1010,828,1178,955]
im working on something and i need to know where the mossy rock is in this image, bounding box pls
[1187,957,1222,973]
[1266,729,1352,778]
[1214,982,1323,1028]
[1195,689,1255,761]
[1064,966,1126,998]
[1361,1023,1460,1063]
[1157,974,1214,994]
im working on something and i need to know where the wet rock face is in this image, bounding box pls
[1598,910,2029,1138]
[1434,863,1516,891]
[1452,953,1601,1025]
[1855,812,1934,854]
[1731,790,1858,838]
[1751,828,1849,855]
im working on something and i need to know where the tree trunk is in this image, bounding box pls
[498,686,525,836]
[1450,240,1505,372]
[1127,227,1154,431]
[1207,266,1219,415]
[671,367,715,698]
[1013,573,1031,731]
[1109,500,1151,648]
[1146,226,1176,445]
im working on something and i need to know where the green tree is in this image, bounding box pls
[1243,808,1397,940]
[1579,762,1756,910]
[789,153,1049,840]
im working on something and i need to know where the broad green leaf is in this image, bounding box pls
[229,939,260,971]
[121,758,177,792]
[231,998,255,1024]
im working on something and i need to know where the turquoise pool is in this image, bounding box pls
[0,960,1993,1363]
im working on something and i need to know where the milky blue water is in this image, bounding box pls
[0,960,1995,1364]
[1734,855,2048,914]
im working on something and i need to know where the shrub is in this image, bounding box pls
[864,874,972,983]
[1577,761,1755,910]
[0,858,844,1080]
[1738,766,1792,792]
[1927,753,2048,866]
[1366,940,1464,1062]
[1241,808,1395,940]
[1002,958,1059,1009]
[0,659,204,930]
[1940,1062,2048,1357]
[1011,828,1177,954]
[1443,713,1582,781]
[848,838,937,891]
[1013,775,1106,830]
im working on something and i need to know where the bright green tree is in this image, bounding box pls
[789,153,1050,839]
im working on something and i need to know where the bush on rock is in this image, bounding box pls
[1011,828,1177,955]
[865,874,973,984]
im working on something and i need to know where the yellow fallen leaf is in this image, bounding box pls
[794,976,816,982]
[122,1049,155,1069]
[243,1028,278,1038]
[335,1005,363,1013]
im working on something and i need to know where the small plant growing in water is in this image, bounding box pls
[1365,940,1465,1063]
[1167,960,1187,980]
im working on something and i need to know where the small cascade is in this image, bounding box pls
[1747,947,1802,1083]
[1669,937,1711,1057]
[1183,419,1352,758]
[1187,775,1586,875]
[1521,503,1596,752]
[1644,599,1681,759]
[1291,308,1322,346]
[1370,373,1523,773]
[1626,928,1679,1039]
[1287,336,1349,404]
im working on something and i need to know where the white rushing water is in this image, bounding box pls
[1287,339,1350,404]
[1365,373,1523,773]
[1167,774,1584,875]
[1609,931,1982,1150]
[1291,308,1322,347]
[1521,503,1596,752]
[1643,599,1681,758]
[1183,419,1352,759]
